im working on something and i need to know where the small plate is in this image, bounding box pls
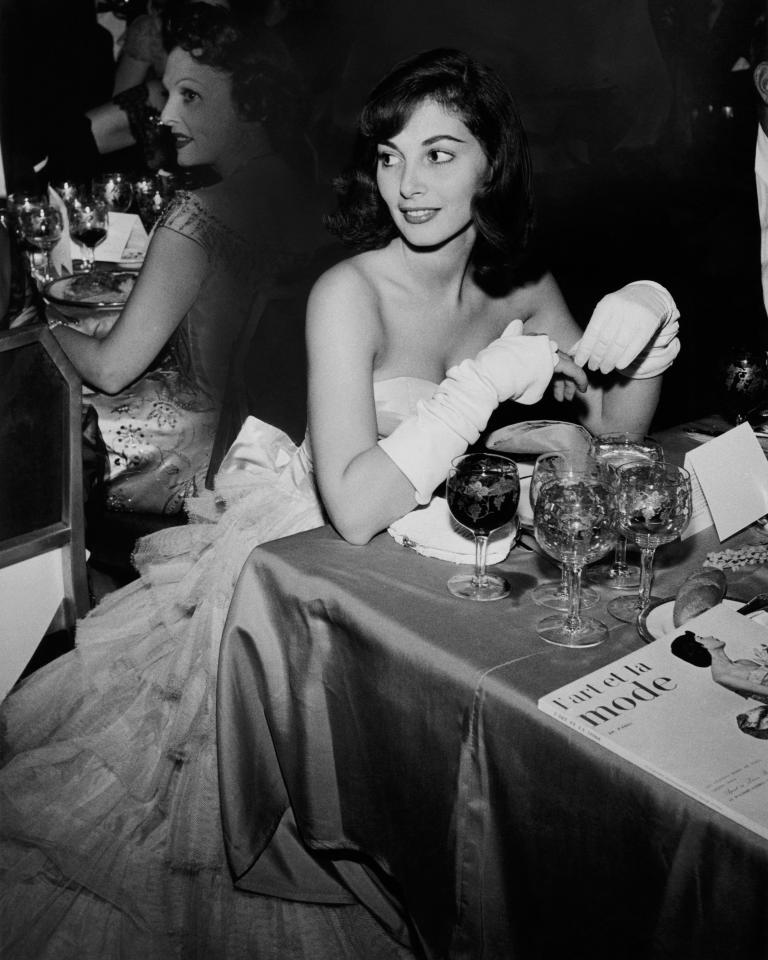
[44,270,137,311]
[638,597,745,644]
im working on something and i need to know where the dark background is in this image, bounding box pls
[315,0,767,429]
[2,0,766,429]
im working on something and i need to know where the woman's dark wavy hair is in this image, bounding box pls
[326,48,535,284]
[163,3,306,150]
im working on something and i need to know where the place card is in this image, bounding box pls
[683,422,768,541]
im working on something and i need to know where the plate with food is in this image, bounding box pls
[44,270,137,314]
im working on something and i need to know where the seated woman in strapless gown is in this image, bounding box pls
[308,49,680,546]
[0,44,681,960]
[50,3,323,515]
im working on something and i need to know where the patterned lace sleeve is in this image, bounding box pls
[156,191,245,264]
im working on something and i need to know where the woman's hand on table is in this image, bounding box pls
[46,304,120,340]
[71,312,121,339]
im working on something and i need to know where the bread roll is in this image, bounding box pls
[672,568,728,627]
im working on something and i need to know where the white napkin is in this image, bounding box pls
[121,216,149,265]
[47,186,72,277]
[388,496,516,564]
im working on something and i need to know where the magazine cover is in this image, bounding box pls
[538,604,768,840]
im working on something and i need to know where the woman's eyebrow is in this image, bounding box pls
[378,134,467,148]
[422,134,466,145]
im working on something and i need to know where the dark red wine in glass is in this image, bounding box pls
[68,196,108,272]
[446,452,519,601]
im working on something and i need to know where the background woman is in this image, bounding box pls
[52,3,323,515]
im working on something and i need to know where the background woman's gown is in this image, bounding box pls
[0,379,434,960]
[87,154,320,515]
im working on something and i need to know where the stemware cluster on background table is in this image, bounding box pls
[1,170,179,287]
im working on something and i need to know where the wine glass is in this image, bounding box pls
[533,472,618,647]
[607,462,692,624]
[18,203,64,283]
[529,450,606,610]
[68,196,109,272]
[446,452,520,601]
[133,175,166,229]
[588,433,662,590]
[3,191,45,241]
[92,173,134,213]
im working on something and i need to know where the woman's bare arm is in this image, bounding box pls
[113,53,152,97]
[307,263,419,544]
[521,272,662,435]
[51,226,206,393]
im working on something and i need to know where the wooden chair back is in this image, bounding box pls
[0,325,89,695]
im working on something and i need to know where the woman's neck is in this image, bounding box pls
[396,227,476,304]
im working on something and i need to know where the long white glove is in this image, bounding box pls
[378,319,557,504]
[572,281,680,379]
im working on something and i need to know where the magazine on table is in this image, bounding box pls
[538,604,768,840]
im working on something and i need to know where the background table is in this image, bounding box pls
[217,431,768,960]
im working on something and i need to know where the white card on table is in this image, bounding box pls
[69,212,142,263]
[683,423,768,541]
[679,463,715,540]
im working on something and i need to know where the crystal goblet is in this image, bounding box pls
[529,450,607,610]
[446,452,520,601]
[588,433,662,590]
[533,472,618,647]
[607,462,692,624]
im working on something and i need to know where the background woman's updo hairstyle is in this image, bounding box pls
[327,47,535,286]
[163,3,307,154]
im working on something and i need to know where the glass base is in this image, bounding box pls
[536,613,608,648]
[607,593,662,623]
[587,561,641,590]
[447,571,510,601]
[532,581,600,610]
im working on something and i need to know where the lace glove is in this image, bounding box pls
[572,281,680,378]
[378,319,557,504]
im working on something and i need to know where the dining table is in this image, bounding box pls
[216,420,768,960]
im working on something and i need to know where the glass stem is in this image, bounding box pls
[613,535,628,574]
[638,545,657,610]
[564,562,583,632]
[473,534,489,586]
[82,246,94,272]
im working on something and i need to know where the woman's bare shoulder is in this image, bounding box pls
[306,251,388,357]
[309,250,385,311]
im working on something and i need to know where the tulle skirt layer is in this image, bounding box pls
[0,423,412,960]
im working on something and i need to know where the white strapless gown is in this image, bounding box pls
[0,379,434,960]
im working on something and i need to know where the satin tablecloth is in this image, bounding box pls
[217,430,768,960]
